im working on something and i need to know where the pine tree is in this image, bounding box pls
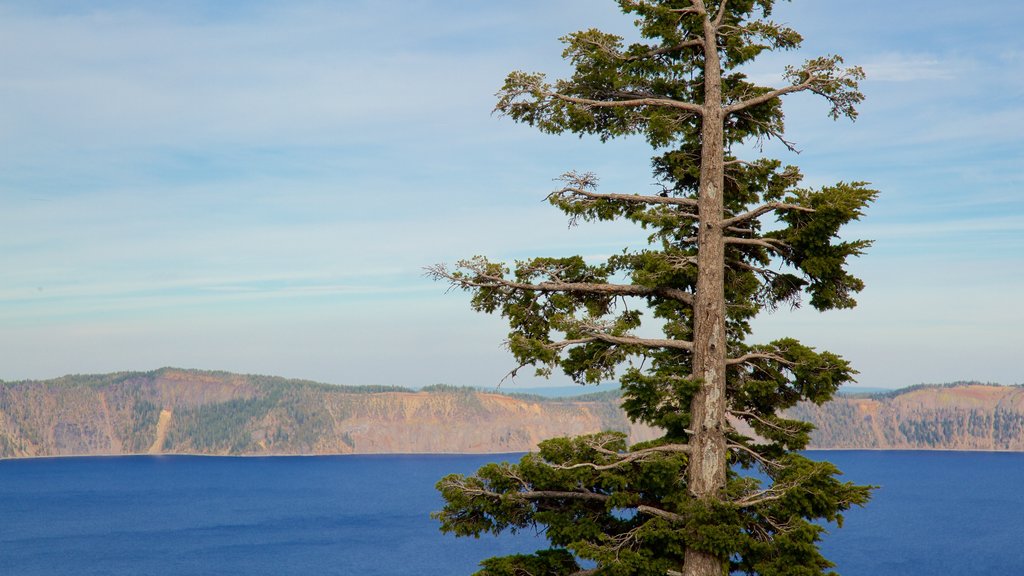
[430,2,875,575]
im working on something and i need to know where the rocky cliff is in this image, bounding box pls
[3,371,1023,458]
[0,368,660,458]
[790,383,1024,450]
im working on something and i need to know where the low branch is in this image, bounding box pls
[721,202,814,228]
[454,482,611,503]
[448,479,686,523]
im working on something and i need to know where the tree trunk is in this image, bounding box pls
[683,9,728,576]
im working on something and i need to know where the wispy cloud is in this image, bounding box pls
[1,0,1022,388]
[860,52,962,82]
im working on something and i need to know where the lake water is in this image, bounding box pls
[0,451,1021,575]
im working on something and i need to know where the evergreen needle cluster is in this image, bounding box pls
[431,2,876,575]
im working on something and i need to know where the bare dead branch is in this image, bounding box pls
[552,186,700,209]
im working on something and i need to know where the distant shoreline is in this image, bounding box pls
[5,446,1024,462]
[0,450,534,462]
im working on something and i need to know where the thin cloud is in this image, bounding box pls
[861,52,961,82]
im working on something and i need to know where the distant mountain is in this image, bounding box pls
[0,368,657,458]
[3,371,1024,458]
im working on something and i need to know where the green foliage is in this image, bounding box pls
[435,1,875,574]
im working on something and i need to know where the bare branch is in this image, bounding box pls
[721,202,814,228]
[552,186,700,209]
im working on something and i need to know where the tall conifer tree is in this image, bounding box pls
[430,1,875,574]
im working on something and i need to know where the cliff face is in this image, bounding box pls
[4,372,1022,458]
[789,384,1024,450]
[0,369,660,458]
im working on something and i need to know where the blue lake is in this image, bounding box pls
[0,451,1021,575]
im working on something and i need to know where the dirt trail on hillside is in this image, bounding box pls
[148,409,173,454]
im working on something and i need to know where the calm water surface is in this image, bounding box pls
[0,451,1021,575]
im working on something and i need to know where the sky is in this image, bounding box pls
[1,0,1021,391]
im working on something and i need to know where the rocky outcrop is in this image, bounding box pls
[0,369,660,458]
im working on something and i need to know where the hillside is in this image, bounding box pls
[790,383,1024,450]
[0,368,659,458]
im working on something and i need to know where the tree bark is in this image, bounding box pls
[683,6,728,576]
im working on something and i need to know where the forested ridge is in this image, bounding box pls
[1,370,1022,457]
